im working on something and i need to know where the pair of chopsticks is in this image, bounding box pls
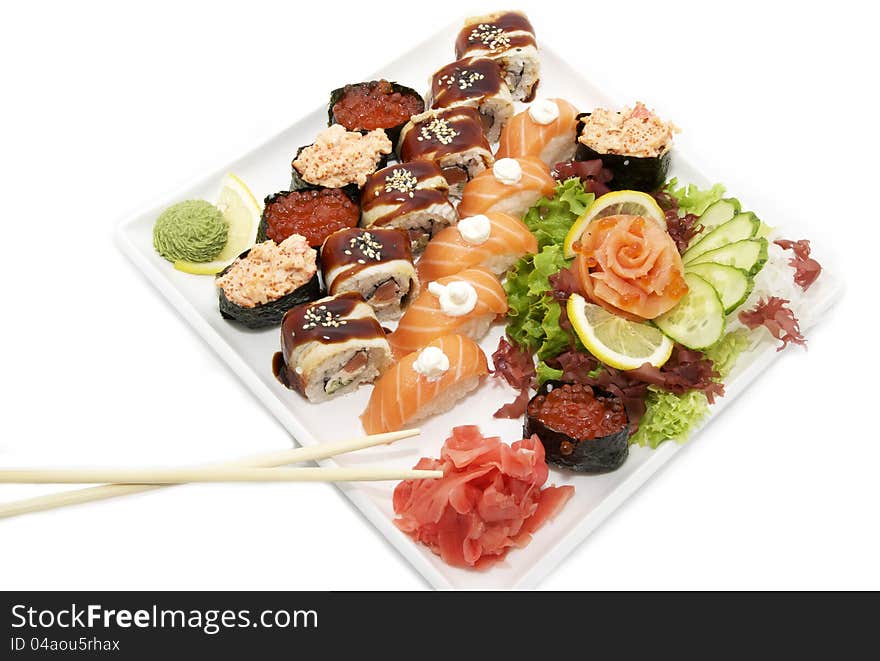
[0,428,436,520]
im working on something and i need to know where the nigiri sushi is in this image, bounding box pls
[417,212,538,282]
[360,334,489,434]
[457,156,555,219]
[388,266,507,358]
[495,98,579,167]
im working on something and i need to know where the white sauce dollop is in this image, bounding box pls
[427,280,478,317]
[528,99,560,125]
[493,158,522,185]
[457,214,492,245]
[412,346,450,381]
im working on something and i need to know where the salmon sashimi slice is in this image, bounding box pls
[495,98,580,166]
[360,335,489,435]
[417,212,538,282]
[575,214,687,319]
[457,156,556,219]
[389,266,507,357]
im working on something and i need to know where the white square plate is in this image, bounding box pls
[116,23,841,588]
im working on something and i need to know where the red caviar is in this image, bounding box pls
[332,80,424,132]
[263,189,359,247]
[527,383,627,441]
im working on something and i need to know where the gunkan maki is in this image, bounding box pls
[524,382,629,473]
[290,124,392,192]
[328,79,424,146]
[257,187,360,248]
[215,234,321,329]
[575,103,678,192]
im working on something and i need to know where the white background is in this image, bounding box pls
[1,0,877,590]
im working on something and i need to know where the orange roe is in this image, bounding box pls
[332,80,424,131]
[527,384,627,441]
[263,189,359,247]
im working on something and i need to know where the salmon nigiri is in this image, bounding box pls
[361,334,489,434]
[496,98,580,166]
[417,212,538,282]
[458,156,555,219]
[388,266,507,358]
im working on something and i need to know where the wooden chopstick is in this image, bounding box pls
[0,467,441,484]
[0,428,420,519]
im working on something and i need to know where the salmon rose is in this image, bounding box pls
[574,214,687,319]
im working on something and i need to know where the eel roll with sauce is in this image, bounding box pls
[258,187,360,248]
[428,57,514,143]
[398,106,493,198]
[575,103,677,192]
[274,292,392,402]
[360,161,458,253]
[455,11,540,103]
[215,234,321,329]
[321,228,418,321]
[328,80,424,146]
[524,382,630,473]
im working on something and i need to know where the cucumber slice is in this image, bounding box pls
[654,273,725,350]
[686,238,768,275]
[683,212,760,264]
[696,198,741,233]
[685,262,754,314]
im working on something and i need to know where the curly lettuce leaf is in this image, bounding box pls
[664,178,726,216]
[704,329,751,378]
[630,386,710,449]
[504,245,571,355]
[522,178,594,249]
[536,360,563,384]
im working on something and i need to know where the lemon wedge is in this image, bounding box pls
[566,293,673,370]
[174,173,261,275]
[563,190,667,258]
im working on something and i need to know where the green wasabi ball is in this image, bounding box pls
[153,200,228,263]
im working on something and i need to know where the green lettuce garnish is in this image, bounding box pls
[522,178,594,249]
[630,387,710,449]
[536,360,564,384]
[704,329,751,378]
[664,178,726,216]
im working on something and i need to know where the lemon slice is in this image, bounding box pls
[174,173,261,275]
[563,190,667,258]
[566,293,673,370]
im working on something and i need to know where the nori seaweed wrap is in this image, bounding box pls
[524,381,629,473]
[257,186,360,248]
[575,111,672,193]
[328,80,424,147]
[289,134,391,193]
[215,238,322,330]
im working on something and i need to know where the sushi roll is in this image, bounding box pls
[360,161,458,254]
[388,266,507,358]
[458,156,555,219]
[361,334,489,434]
[320,228,418,321]
[397,107,494,198]
[291,124,392,192]
[328,79,424,146]
[417,212,537,282]
[274,292,393,402]
[496,98,580,166]
[258,187,359,248]
[428,57,514,143]
[215,234,321,329]
[524,382,630,473]
[575,103,678,192]
[455,11,540,102]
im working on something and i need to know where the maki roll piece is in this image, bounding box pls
[258,187,359,249]
[216,234,321,329]
[524,382,630,473]
[398,107,494,198]
[328,80,424,146]
[455,11,540,102]
[291,125,392,191]
[321,228,418,321]
[428,57,514,143]
[575,103,678,192]
[360,161,458,253]
[274,292,392,402]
